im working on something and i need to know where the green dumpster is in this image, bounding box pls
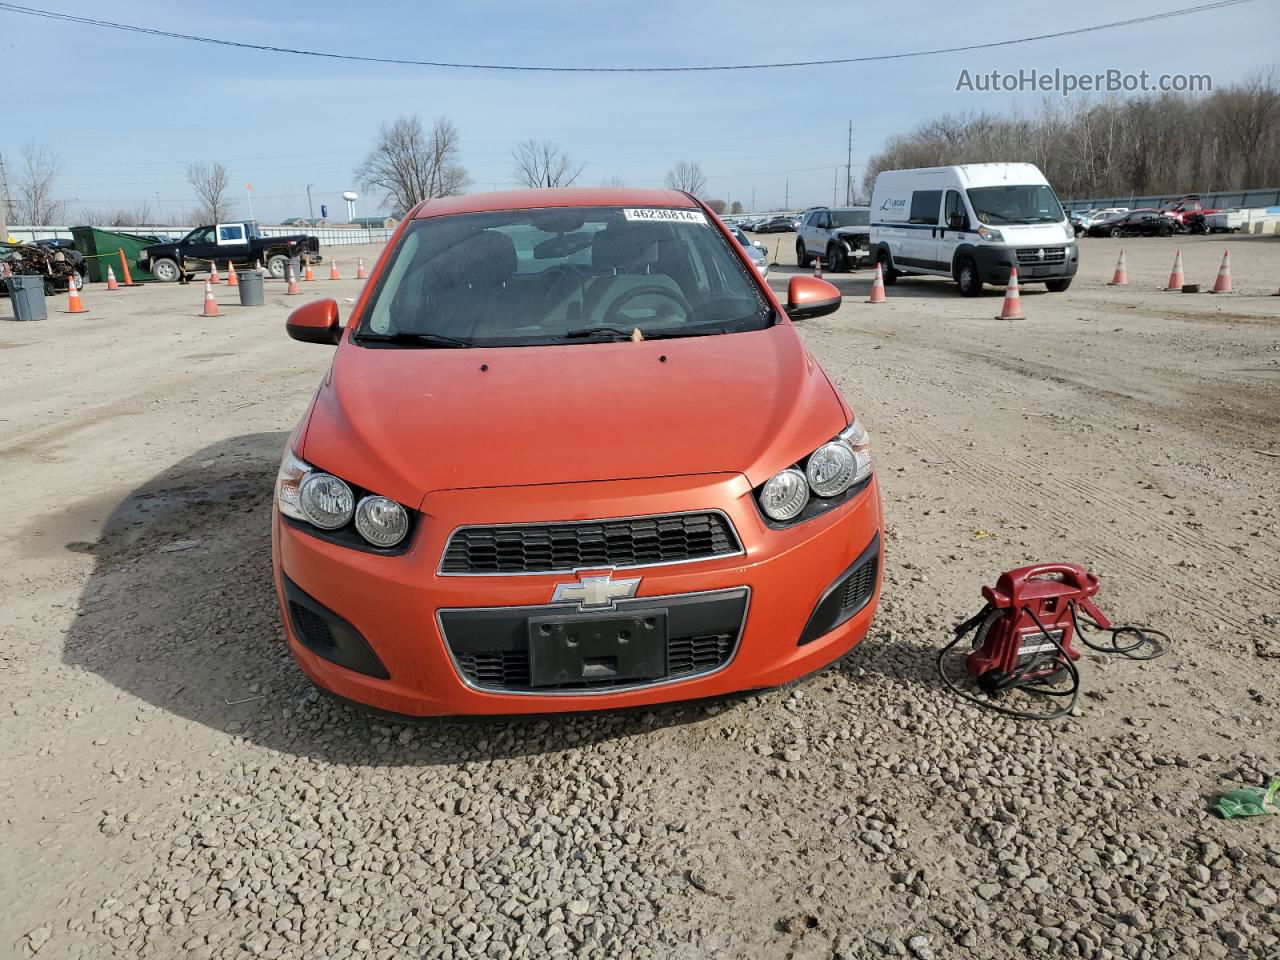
[70,226,170,283]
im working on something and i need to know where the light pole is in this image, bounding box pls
[306,184,315,220]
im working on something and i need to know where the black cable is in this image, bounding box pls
[0,1,1259,73]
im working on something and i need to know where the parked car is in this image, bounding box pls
[1085,209,1175,238]
[138,220,320,282]
[728,225,769,279]
[795,206,871,271]
[274,187,882,717]
[1,240,84,293]
[869,162,1078,295]
[1202,209,1244,233]
[756,216,797,233]
[1161,195,1219,230]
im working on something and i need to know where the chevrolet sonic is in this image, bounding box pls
[272,187,883,716]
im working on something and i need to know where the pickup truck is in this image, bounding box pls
[1160,196,1218,232]
[137,221,320,282]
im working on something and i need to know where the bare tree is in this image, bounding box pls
[664,161,707,196]
[1215,68,1280,187]
[512,139,583,189]
[356,116,469,217]
[729,200,744,215]
[600,175,628,187]
[704,198,727,215]
[12,142,66,224]
[186,162,232,223]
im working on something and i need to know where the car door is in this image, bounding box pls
[937,189,969,275]
[805,211,829,258]
[180,226,216,270]
[214,222,252,265]
[906,189,943,272]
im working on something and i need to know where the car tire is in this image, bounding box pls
[151,257,180,283]
[825,244,846,272]
[877,249,898,285]
[956,257,982,297]
[1110,227,1123,239]
[1046,278,1072,292]
[796,241,812,268]
[1158,225,1172,237]
[267,254,289,280]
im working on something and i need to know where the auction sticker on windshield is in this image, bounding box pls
[624,208,707,224]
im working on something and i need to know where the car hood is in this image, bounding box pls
[301,324,846,505]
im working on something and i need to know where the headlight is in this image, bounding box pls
[355,496,409,547]
[299,473,354,529]
[760,468,809,521]
[1061,223,1075,240]
[977,225,1004,242]
[275,451,311,521]
[806,441,857,497]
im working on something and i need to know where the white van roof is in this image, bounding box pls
[875,163,1050,189]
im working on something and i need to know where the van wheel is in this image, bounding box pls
[877,249,898,285]
[796,242,812,268]
[956,257,982,296]
[825,244,845,272]
[1046,278,1072,292]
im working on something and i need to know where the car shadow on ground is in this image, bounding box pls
[61,432,724,766]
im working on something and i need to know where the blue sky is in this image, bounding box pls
[3,0,1274,223]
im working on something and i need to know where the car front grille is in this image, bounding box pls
[1015,246,1066,265]
[454,630,737,693]
[440,512,741,575]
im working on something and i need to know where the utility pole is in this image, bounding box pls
[751,187,756,213]
[845,121,853,206]
[784,179,789,210]
[0,154,10,240]
[306,184,315,219]
[833,168,837,206]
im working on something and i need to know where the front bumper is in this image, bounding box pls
[272,472,884,716]
[974,243,1079,285]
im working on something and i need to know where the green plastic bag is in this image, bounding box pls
[1213,778,1280,819]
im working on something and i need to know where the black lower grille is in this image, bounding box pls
[797,534,881,646]
[839,558,878,614]
[1015,246,1066,265]
[289,601,335,653]
[441,512,740,574]
[454,630,736,692]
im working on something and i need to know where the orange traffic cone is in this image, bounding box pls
[867,262,886,303]
[227,261,238,287]
[995,267,1024,320]
[209,260,221,284]
[66,278,87,314]
[117,247,137,287]
[304,262,315,282]
[356,258,367,280]
[1165,249,1185,290]
[106,265,120,291]
[329,258,340,280]
[202,280,219,317]
[1210,249,1232,293]
[1108,249,1128,285]
[286,263,300,295]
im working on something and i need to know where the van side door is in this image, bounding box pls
[906,189,943,273]
[937,189,970,275]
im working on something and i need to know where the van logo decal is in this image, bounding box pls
[879,198,907,211]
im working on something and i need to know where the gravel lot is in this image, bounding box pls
[2,234,1278,959]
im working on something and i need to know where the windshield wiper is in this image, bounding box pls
[355,331,472,348]
[563,326,636,340]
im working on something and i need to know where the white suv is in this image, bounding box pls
[795,207,871,272]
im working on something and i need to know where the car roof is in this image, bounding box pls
[412,187,696,219]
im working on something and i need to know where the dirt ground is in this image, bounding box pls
[1,234,1278,959]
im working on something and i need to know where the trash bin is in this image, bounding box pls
[5,274,48,321]
[238,269,265,306]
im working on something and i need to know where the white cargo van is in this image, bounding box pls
[869,163,1078,296]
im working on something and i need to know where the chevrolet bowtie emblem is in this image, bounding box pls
[552,573,641,609]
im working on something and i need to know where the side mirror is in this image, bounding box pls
[286,298,341,344]
[785,276,842,321]
[948,212,968,230]
[753,240,765,250]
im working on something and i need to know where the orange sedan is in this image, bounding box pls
[272,188,883,716]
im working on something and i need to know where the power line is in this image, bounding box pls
[0,1,1258,73]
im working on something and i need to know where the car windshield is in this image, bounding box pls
[966,184,1064,225]
[358,206,773,347]
[829,209,869,227]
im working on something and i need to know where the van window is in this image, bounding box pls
[908,191,941,225]
[943,191,968,230]
[967,184,1064,225]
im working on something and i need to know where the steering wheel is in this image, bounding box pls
[601,285,692,329]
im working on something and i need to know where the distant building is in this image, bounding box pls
[281,217,327,227]
[349,216,399,229]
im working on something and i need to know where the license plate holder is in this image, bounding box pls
[527,611,667,687]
